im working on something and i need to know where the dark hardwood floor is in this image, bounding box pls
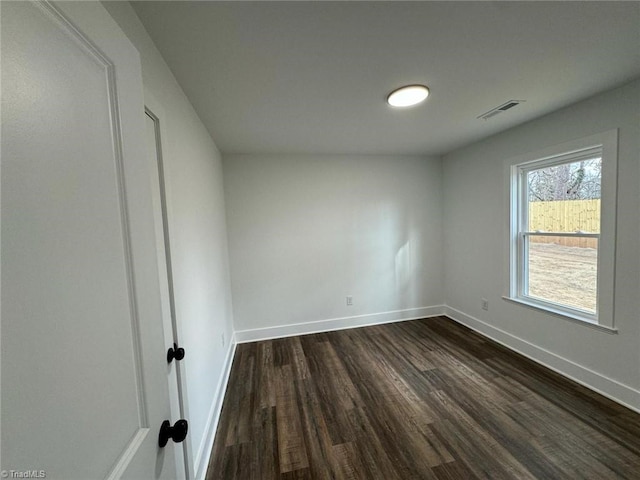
[205,316,640,479]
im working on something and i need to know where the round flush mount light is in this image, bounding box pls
[387,84,430,107]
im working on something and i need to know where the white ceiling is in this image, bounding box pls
[130,1,640,156]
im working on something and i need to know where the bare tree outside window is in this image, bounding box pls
[527,157,602,202]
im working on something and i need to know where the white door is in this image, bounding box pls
[2,1,182,478]
[145,106,189,480]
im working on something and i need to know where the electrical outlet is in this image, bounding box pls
[221,332,225,347]
[346,295,353,306]
[481,298,489,311]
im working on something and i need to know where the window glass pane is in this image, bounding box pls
[526,235,598,313]
[527,157,601,233]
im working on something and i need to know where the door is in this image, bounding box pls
[2,1,181,478]
[145,106,190,479]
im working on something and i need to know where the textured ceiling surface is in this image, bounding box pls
[131,1,640,156]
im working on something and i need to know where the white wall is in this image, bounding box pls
[443,80,640,410]
[224,154,444,338]
[102,3,235,478]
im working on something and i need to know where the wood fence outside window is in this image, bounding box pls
[529,199,600,248]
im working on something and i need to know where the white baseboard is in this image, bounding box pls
[443,305,640,414]
[193,336,237,480]
[234,305,446,343]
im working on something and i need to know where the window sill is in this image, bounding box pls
[501,296,618,334]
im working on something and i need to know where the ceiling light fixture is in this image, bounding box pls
[387,84,429,107]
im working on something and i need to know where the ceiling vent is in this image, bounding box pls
[477,100,525,120]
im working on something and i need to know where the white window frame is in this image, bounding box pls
[506,130,618,331]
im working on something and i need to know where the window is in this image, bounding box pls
[508,131,618,329]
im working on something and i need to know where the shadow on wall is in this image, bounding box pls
[351,200,424,312]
